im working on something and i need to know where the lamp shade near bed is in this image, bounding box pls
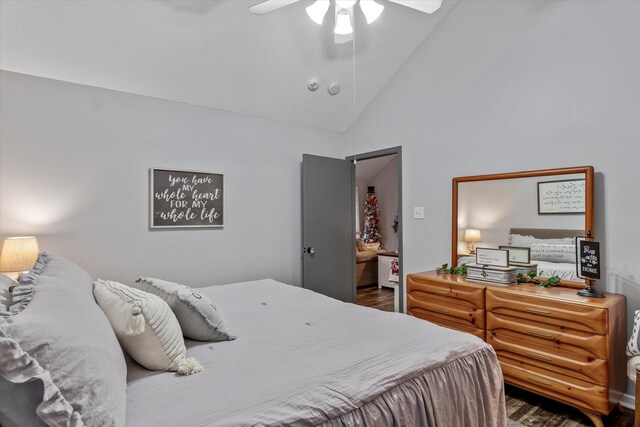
[0,236,39,273]
[464,229,482,254]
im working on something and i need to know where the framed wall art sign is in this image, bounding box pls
[475,248,509,268]
[150,168,224,229]
[499,246,531,265]
[537,179,586,214]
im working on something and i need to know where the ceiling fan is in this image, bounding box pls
[249,0,444,44]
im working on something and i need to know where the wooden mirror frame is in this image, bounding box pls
[452,166,594,290]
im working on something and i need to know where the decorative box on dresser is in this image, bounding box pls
[407,271,626,427]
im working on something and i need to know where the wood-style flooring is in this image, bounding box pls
[505,384,634,426]
[356,285,394,312]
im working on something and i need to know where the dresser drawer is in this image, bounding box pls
[500,356,610,414]
[408,293,485,330]
[487,332,607,385]
[486,289,607,335]
[407,274,485,309]
[487,312,607,359]
[410,309,485,340]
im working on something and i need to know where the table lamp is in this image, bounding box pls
[464,229,482,254]
[0,236,40,280]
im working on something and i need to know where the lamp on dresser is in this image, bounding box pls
[464,229,482,254]
[0,236,40,280]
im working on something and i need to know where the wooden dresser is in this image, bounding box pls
[407,271,627,427]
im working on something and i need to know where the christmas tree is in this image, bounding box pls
[363,190,382,244]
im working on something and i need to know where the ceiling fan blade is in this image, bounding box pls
[387,0,443,14]
[249,0,300,15]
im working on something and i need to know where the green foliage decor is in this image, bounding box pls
[436,263,467,275]
[516,271,562,288]
[436,264,562,288]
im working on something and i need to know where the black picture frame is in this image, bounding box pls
[150,168,224,229]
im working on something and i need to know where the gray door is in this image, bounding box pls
[302,154,355,303]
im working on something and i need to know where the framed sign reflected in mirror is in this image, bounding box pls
[537,179,586,214]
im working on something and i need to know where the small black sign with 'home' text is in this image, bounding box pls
[579,240,600,279]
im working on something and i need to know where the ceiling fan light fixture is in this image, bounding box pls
[388,0,443,14]
[359,0,383,24]
[334,8,353,35]
[335,0,357,8]
[306,0,330,25]
[422,0,443,14]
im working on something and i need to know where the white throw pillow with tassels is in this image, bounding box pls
[93,279,202,375]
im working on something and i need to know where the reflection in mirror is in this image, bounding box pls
[456,173,586,283]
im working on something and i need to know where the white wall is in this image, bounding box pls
[0,71,343,287]
[340,0,640,396]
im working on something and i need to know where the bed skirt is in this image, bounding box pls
[320,346,506,427]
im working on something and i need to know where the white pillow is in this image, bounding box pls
[530,243,577,263]
[93,279,202,375]
[134,277,235,342]
[509,234,575,247]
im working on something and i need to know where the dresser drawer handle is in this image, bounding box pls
[431,307,449,314]
[526,352,553,362]
[432,290,450,295]
[526,329,553,338]
[527,376,553,387]
[525,307,552,315]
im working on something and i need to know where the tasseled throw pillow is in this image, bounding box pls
[93,279,202,375]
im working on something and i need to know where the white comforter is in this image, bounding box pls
[125,279,505,426]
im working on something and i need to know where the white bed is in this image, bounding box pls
[459,228,583,281]
[125,279,506,426]
[458,256,578,281]
[0,256,506,427]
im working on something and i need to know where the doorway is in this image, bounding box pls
[348,147,402,313]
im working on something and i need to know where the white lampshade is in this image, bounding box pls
[0,237,40,272]
[359,0,384,24]
[336,0,357,8]
[464,229,482,242]
[306,0,330,25]
[334,8,353,35]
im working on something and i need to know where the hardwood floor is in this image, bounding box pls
[356,285,394,312]
[505,385,634,426]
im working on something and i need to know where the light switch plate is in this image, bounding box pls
[413,207,425,219]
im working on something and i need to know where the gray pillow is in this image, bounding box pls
[0,254,127,426]
[135,277,235,342]
[0,274,16,312]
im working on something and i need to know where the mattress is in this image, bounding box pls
[126,279,505,426]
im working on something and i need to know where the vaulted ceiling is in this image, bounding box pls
[0,0,455,131]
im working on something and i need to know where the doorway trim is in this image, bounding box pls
[347,146,403,313]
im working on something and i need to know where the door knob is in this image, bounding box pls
[303,247,315,255]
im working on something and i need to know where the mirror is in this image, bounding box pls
[452,166,594,287]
